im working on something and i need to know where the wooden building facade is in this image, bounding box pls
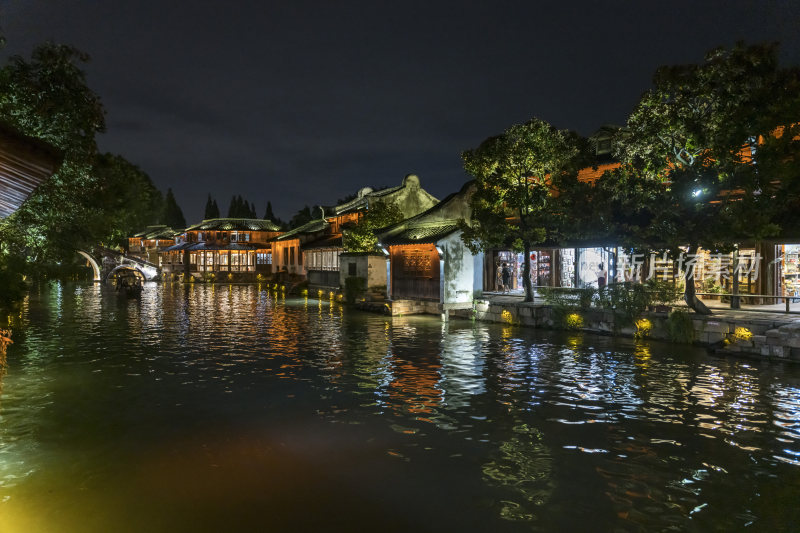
[160,218,281,279]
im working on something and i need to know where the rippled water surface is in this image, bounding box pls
[1,282,799,532]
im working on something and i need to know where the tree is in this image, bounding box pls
[163,188,186,229]
[88,153,164,247]
[0,42,107,274]
[289,205,316,228]
[343,201,404,252]
[204,194,220,219]
[263,201,275,221]
[461,118,581,302]
[615,43,798,314]
[226,195,257,218]
[227,195,240,217]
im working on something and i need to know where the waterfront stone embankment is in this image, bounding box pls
[449,297,800,362]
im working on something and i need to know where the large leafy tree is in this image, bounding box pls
[343,201,404,252]
[88,154,164,247]
[615,42,799,314]
[461,118,581,302]
[0,43,106,268]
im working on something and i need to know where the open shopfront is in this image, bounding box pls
[484,247,615,291]
[778,244,800,302]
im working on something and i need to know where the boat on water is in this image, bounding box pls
[113,270,143,297]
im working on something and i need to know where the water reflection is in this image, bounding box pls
[0,282,798,532]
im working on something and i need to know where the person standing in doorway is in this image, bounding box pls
[597,263,608,290]
[501,262,511,294]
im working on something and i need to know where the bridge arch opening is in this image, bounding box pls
[107,265,146,283]
[77,251,101,282]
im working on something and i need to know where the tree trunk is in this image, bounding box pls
[731,246,740,309]
[522,242,534,302]
[684,244,712,315]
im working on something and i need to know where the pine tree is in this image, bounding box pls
[204,194,219,219]
[227,195,238,218]
[163,188,187,229]
[264,201,275,221]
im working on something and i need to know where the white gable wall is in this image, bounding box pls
[439,230,483,308]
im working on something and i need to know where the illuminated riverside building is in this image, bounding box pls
[378,181,484,315]
[160,218,282,279]
[272,174,438,291]
[127,225,177,265]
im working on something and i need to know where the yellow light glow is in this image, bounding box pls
[634,318,652,339]
[565,313,584,330]
[501,309,514,324]
[733,327,753,341]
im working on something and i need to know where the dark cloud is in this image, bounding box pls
[1,0,798,222]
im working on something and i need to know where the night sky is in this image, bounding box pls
[2,1,799,223]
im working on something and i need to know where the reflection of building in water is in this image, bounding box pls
[385,320,443,418]
[481,423,553,522]
[438,327,488,408]
[337,316,393,398]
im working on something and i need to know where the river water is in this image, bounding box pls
[0,282,799,532]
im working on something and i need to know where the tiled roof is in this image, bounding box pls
[381,224,460,246]
[162,242,193,252]
[301,234,343,250]
[133,225,176,239]
[324,185,403,216]
[185,218,281,232]
[275,218,329,240]
[162,242,262,252]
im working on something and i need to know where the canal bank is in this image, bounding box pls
[446,296,800,363]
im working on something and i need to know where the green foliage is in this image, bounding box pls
[538,286,596,310]
[289,205,314,228]
[612,43,800,313]
[461,117,582,302]
[227,195,257,218]
[344,276,367,304]
[596,282,652,327]
[667,310,696,344]
[89,154,164,247]
[343,201,404,252]
[0,254,27,309]
[563,312,584,330]
[162,188,186,229]
[643,278,682,307]
[0,43,106,271]
[204,194,220,219]
[263,201,275,222]
[0,42,105,155]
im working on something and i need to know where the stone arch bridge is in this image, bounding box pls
[78,246,160,282]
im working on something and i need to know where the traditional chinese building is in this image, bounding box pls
[272,174,438,290]
[161,218,282,279]
[378,181,483,316]
[127,225,177,265]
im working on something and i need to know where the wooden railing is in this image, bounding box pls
[392,277,440,301]
[308,269,340,288]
